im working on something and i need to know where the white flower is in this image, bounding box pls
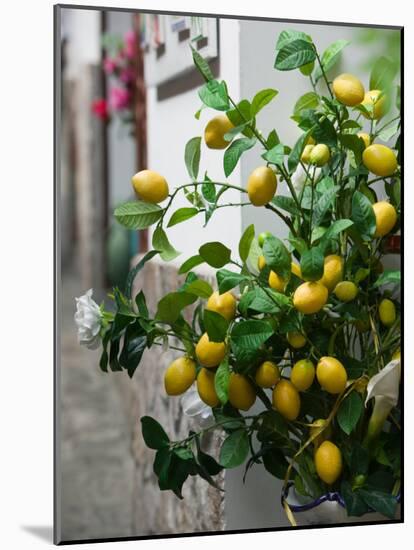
[291,164,321,195]
[74,289,102,350]
[365,358,401,441]
[181,388,215,429]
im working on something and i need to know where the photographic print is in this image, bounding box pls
[55,4,402,544]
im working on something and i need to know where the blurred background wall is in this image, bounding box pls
[57,6,401,542]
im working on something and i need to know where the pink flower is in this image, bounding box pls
[120,67,135,84]
[103,56,117,74]
[91,98,109,120]
[124,30,136,59]
[109,86,131,111]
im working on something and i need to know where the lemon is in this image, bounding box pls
[164,356,196,396]
[361,90,387,119]
[197,368,219,407]
[316,356,348,394]
[334,281,359,302]
[228,373,256,411]
[291,359,315,391]
[379,298,396,327]
[372,201,397,237]
[293,281,328,314]
[291,262,302,278]
[206,291,237,321]
[272,379,301,421]
[392,349,400,361]
[131,170,169,203]
[332,73,365,106]
[301,144,314,164]
[319,255,343,292]
[309,144,330,167]
[258,255,267,271]
[314,440,343,484]
[268,271,286,292]
[255,361,280,388]
[287,332,306,349]
[357,132,371,149]
[195,332,226,368]
[306,135,316,145]
[247,166,277,206]
[310,419,332,448]
[362,144,397,177]
[258,231,272,247]
[204,114,234,149]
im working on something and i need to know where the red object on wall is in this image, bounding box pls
[384,234,401,254]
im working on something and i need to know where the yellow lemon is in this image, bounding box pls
[310,419,332,449]
[316,356,348,394]
[306,135,316,146]
[319,255,344,292]
[247,166,277,206]
[269,271,286,292]
[392,349,400,361]
[255,361,280,388]
[195,333,226,368]
[206,291,237,321]
[293,281,328,314]
[334,281,359,302]
[204,114,234,149]
[272,379,301,421]
[197,368,219,407]
[357,132,371,149]
[291,262,302,278]
[287,332,307,349]
[361,90,387,119]
[372,201,398,237]
[314,440,343,484]
[291,359,315,392]
[332,73,365,106]
[362,144,397,177]
[301,144,314,164]
[228,373,256,411]
[309,144,330,167]
[164,356,196,396]
[379,298,396,327]
[258,255,267,271]
[131,169,169,203]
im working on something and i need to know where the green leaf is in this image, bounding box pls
[340,134,365,163]
[262,447,290,479]
[156,291,197,324]
[201,174,216,203]
[370,56,398,91]
[223,137,256,177]
[199,79,229,111]
[114,201,163,230]
[152,226,180,261]
[377,120,400,142]
[248,287,289,314]
[219,429,249,468]
[239,224,255,263]
[262,235,291,280]
[262,143,285,166]
[341,481,369,517]
[216,269,248,294]
[119,322,147,378]
[373,269,400,288]
[288,128,314,172]
[341,120,362,131]
[215,359,230,404]
[226,99,252,128]
[276,29,312,50]
[251,88,278,116]
[191,46,213,81]
[275,39,316,71]
[185,279,213,299]
[337,391,363,435]
[319,219,353,253]
[288,236,308,255]
[231,320,273,352]
[184,137,201,180]
[312,185,338,226]
[141,416,169,450]
[125,250,158,299]
[178,254,204,275]
[359,489,397,519]
[272,195,301,217]
[300,247,324,281]
[294,92,319,116]
[167,207,199,228]
[204,309,229,342]
[199,241,231,268]
[351,191,376,241]
[266,129,280,149]
[314,40,350,82]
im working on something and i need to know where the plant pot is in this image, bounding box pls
[284,484,401,526]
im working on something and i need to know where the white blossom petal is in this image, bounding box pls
[365,358,401,408]
[74,289,102,349]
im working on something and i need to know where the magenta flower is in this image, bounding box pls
[120,67,135,84]
[109,86,131,111]
[124,30,136,59]
[103,56,117,74]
